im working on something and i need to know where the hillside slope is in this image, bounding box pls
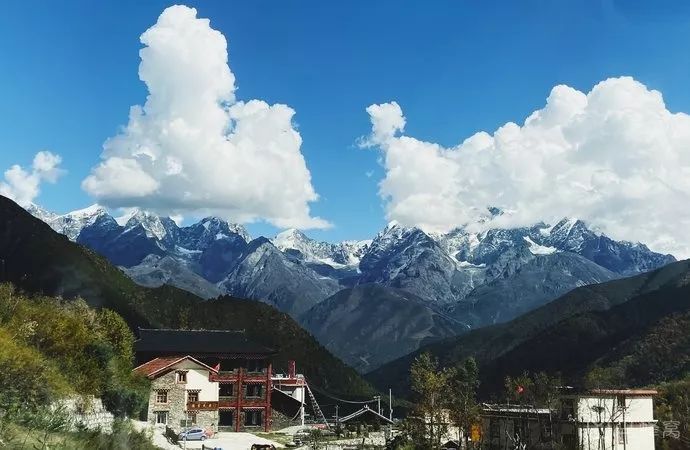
[367,259,690,396]
[300,284,464,372]
[0,195,373,396]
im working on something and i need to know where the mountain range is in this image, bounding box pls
[1,196,374,397]
[367,258,690,397]
[26,202,675,372]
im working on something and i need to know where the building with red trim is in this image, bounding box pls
[134,328,297,433]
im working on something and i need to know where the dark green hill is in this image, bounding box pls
[367,259,690,397]
[0,195,373,397]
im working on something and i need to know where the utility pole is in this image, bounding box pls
[335,404,339,424]
[389,389,393,421]
[375,396,381,415]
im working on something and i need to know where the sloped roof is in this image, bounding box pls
[135,328,276,355]
[134,355,218,379]
[339,405,394,425]
[271,388,303,419]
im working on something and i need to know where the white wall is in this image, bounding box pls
[577,396,654,423]
[176,360,219,402]
[575,395,656,450]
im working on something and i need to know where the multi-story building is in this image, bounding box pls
[134,328,278,433]
[480,389,658,450]
[560,389,657,450]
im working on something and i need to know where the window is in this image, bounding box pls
[219,383,235,398]
[187,412,197,425]
[187,391,199,403]
[245,384,263,398]
[244,410,263,427]
[177,371,187,383]
[246,359,264,373]
[219,410,234,426]
[156,390,168,404]
[616,395,626,411]
[154,411,168,425]
[561,399,575,420]
[618,427,627,444]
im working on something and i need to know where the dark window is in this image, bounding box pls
[561,399,575,420]
[245,384,263,398]
[187,391,199,403]
[219,359,240,372]
[244,410,263,427]
[156,390,168,404]
[219,384,235,397]
[177,371,187,383]
[246,359,264,373]
[155,411,168,424]
[219,410,234,426]
[616,395,626,411]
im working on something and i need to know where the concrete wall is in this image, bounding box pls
[576,396,654,423]
[578,424,655,450]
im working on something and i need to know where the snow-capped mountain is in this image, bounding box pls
[28,203,110,241]
[25,202,676,370]
[273,228,370,268]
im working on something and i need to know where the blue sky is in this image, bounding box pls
[1,0,690,243]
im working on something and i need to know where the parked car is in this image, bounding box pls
[178,427,209,441]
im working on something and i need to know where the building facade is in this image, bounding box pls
[480,389,658,450]
[561,389,657,450]
[134,328,276,433]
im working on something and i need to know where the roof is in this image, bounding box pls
[271,388,303,419]
[586,389,658,396]
[481,403,552,415]
[133,355,219,378]
[339,406,394,425]
[135,328,276,355]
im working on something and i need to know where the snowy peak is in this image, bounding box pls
[523,236,558,255]
[121,209,177,242]
[27,203,110,241]
[272,229,370,268]
[273,228,310,250]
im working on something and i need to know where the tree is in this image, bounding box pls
[448,358,481,448]
[409,353,455,449]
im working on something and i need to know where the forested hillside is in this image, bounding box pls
[0,195,373,397]
[368,258,690,397]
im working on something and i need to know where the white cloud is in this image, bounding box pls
[0,151,64,206]
[82,5,329,229]
[364,77,690,257]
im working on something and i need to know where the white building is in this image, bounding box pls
[560,389,657,450]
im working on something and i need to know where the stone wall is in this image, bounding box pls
[55,396,114,433]
[272,408,301,431]
[147,371,218,433]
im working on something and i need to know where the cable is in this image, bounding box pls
[307,382,378,405]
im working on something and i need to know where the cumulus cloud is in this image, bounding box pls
[364,77,690,257]
[0,151,64,206]
[82,5,329,229]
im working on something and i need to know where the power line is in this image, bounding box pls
[307,382,379,405]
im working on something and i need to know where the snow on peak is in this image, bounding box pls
[523,236,558,255]
[26,203,111,241]
[69,204,106,218]
[272,229,367,268]
[273,228,309,249]
[123,209,170,241]
[198,216,251,242]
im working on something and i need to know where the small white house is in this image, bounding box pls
[560,389,657,450]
